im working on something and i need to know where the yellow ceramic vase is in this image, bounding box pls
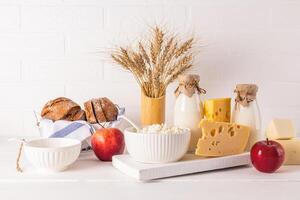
[141,91,165,126]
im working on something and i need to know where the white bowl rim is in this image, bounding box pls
[124,126,191,135]
[25,138,81,150]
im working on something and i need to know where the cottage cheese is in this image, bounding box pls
[140,124,186,134]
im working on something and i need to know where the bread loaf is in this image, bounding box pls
[84,97,118,124]
[64,109,86,121]
[100,97,118,122]
[41,97,86,121]
[72,109,86,121]
[84,100,97,124]
[93,99,107,123]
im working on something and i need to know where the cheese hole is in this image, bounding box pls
[215,111,218,116]
[230,131,235,137]
[208,148,211,151]
[210,129,216,137]
[219,108,222,112]
[218,126,223,133]
[237,125,240,129]
[226,111,230,118]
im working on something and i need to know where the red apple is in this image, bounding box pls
[91,128,125,161]
[251,139,285,173]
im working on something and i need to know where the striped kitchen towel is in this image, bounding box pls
[36,107,125,146]
[39,119,93,141]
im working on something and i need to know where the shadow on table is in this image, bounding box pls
[67,151,109,172]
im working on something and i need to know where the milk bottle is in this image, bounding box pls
[174,74,206,152]
[232,84,261,151]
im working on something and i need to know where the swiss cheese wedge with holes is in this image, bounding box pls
[195,119,250,157]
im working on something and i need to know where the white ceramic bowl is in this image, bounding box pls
[24,138,81,172]
[124,127,191,163]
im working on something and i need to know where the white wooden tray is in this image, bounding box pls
[112,153,250,181]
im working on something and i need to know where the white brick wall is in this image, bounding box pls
[21,6,103,32]
[0,0,300,136]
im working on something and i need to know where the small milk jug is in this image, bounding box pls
[232,84,261,151]
[174,74,206,152]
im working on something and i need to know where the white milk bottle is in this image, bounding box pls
[174,74,206,152]
[232,84,261,151]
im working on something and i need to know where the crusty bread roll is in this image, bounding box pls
[41,97,86,121]
[84,97,118,124]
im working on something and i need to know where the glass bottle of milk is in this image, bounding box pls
[232,84,261,151]
[174,74,206,152]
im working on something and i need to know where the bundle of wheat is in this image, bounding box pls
[111,26,195,98]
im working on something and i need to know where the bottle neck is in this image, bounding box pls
[235,99,258,110]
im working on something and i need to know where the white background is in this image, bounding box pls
[0,0,299,136]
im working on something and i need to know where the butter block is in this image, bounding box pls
[204,98,231,122]
[275,139,300,165]
[266,119,295,139]
[196,119,250,157]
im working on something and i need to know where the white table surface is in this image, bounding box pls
[1,137,300,200]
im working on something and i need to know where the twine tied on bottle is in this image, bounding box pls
[234,84,258,109]
[174,74,206,98]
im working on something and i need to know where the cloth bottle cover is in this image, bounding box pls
[234,84,258,108]
[174,74,206,98]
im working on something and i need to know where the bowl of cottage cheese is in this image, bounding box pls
[124,124,191,163]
